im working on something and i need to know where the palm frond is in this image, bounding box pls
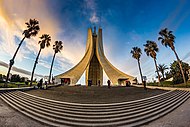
[130,46,142,60]
[23,19,40,38]
[39,34,51,49]
[53,41,63,53]
[144,40,158,59]
[158,37,163,41]
[158,28,176,50]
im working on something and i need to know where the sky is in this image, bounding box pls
[0,0,190,84]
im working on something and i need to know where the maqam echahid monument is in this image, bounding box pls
[55,27,134,86]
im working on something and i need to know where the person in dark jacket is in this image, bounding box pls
[107,80,111,88]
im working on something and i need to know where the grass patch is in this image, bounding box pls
[147,81,190,88]
[0,82,37,88]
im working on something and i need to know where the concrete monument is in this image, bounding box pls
[55,27,134,85]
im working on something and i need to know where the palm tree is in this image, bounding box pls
[158,64,168,80]
[130,47,146,89]
[48,41,63,84]
[158,28,187,85]
[5,19,40,87]
[30,34,51,86]
[144,40,161,85]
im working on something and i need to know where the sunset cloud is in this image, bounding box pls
[0,0,86,79]
[0,0,61,58]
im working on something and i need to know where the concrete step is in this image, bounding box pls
[125,92,190,127]
[1,90,188,124]
[2,90,183,119]
[0,92,63,127]
[11,90,179,112]
[8,91,180,112]
[4,90,183,117]
[0,90,189,127]
[15,90,174,108]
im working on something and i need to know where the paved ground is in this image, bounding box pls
[143,97,190,127]
[135,84,190,127]
[0,85,190,127]
[26,86,166,104]
[0,98,48,127]
[1,97,190,127]
[133,84,190,91]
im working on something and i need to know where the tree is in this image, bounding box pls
[5,19,40,87]
[10,74,21,82]
[0,74,2,81]
[165,71,172,80]
[20,77,26,82]
[158,64,168,80]
[170,61,189,84]
[48,41,63,84]
[30,34,51,86]
[0,74,3,81]
[2,75,6,81]
[130,47,146,89]
[158,28,187,85]
[144,40,161,85]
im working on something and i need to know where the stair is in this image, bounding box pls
[0,90,189,127]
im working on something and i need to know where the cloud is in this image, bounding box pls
[23,56,67,74]
[182,51,190,61]
[0,0,87,78]
[85,0,96,10]
[38,59,65,73]
[0,0,61,60]
[90,12,99,23]
[83,0,99,24]
[160,0,189,31]
[56,55,74,71]
[127,30,142,42]
[0,60,43,77]
[0,15,24,61]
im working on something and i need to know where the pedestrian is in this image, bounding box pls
[126,80,129,87]
[88,80,90,86]
[90,80,92,86]
[39,78,43,89]
[126,80,131,87]
[45,81,48,89]
[143,81,147,90]
[107,80,111,88]
[37,82,40,88]
[98,80,100,86]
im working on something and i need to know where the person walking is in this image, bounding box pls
[39,78,43,89]
[45,81,48,89]
[98,80,100,86]
[107,80,111,88]
[126,80,131,87]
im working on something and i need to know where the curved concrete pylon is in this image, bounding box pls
[56,28,94,85]
[96,28,134,84]
[55,27,134,85]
